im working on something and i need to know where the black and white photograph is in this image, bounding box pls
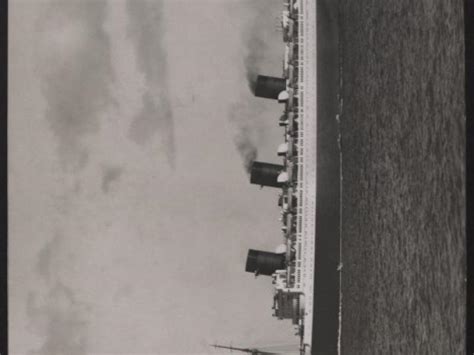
[5,0,468,354]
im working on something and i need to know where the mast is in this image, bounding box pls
[211,344,279,355]
[212,344,253,353]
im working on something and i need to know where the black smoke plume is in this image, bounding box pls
[229,102,263,174]
[230,0,280,173]
[244,35,265,94]
[242,1,274,94]
[235,128,258,173]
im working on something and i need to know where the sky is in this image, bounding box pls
[9,0,299,354]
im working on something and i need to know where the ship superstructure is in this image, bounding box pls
[243,1,316,354]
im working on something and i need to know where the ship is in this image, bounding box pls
[242,1,317,355]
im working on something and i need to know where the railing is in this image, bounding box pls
[291,0,305,293]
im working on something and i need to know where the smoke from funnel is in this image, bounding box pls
[228,102,263,173]
[247,71,257,94]
[234,128,258,173]
[244,37,264,94]
[242,2,271,94]
[229,0,280,173]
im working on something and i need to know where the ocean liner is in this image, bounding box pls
[243,1,317,354]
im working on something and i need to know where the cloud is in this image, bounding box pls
[126,0,168,85]
[126,0,175,167]
[128,92,175,168]
[27,281,90,355]
[35,0,114,171]
[36,234,62,281]
[29,233,91,355]
[101,165,123,194]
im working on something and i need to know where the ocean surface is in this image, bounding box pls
[337,0,466,354]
